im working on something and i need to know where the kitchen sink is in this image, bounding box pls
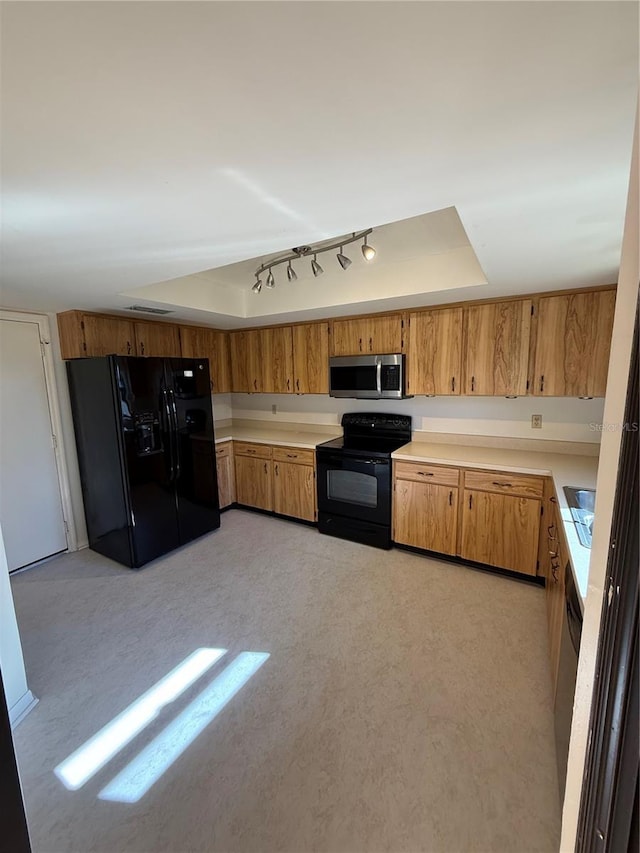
[563,486,595,548]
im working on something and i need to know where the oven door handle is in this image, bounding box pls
[319,454,388,466]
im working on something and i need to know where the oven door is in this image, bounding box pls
[316,451,391,525]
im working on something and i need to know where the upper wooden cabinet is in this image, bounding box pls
[464,300,532,396]
[57,311,136,359]
[293,323,329,394]
[261,327,294,393]
[331,314,403,356]
[134,322,181,357]
[408,308,462,396]
[180,326,231,394]
[533,290,616,397]
[229,329,264,392]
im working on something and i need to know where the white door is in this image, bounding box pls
[0,318,68,570]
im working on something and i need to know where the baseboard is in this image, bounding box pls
[9,690,38,728]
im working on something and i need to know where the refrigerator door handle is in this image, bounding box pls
[168,388,181,480]
[162,389,175,481]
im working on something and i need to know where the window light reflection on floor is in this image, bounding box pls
[55,648,227,791]
[98,652,270,804]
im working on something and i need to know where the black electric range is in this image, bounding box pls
[316,413,412,549]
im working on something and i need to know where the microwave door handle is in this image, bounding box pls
[376,359,382,396]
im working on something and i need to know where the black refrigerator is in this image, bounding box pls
[67,355,220,568]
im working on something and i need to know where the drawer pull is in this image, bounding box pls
[549,549,559,558]
[551,563,559,582]
[246,448,256,454]
[492,481,513,487]
[548,524,557,537]
[417,471,433,477]
[449,490,453,506]
[286,453,297,459]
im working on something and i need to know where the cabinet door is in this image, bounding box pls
[408,308,462,395]
[135,322,181,357]
[57,311,87,358]
[533,290,616,397]
[393,480,458,555]
[261,327,293,393]
[464,300,532,396]
[215,443,235,508]
[82,314,136,357]
[235,456,272,510]
[230,330,262,393]
[273,460,315,521]
[460,489,540,575]
[180,327,231,393]
[331,315,402,355]
[293,323,329,394]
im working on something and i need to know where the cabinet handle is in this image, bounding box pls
[469,494,473,509]
[127,341,132,355]
[275,464,279,476]
[540,375,545,392]
[286,453,297,459]
[247,449,256,454]
[369,337,373,351]
[359,337,362,352]
[551,563,559,583]
[492,481,513,488]
[550,496,557,504]
[449,491,453,506]
[296,378,300,392]
[549,549,559,558]
[140,342,145,356]
[548,524,557,538]
[417,471,433,477]
[264,462,268,474]
[471,376,475,392]
[210,380,214,392]
[254,379,258,391]
[451,377,455,392]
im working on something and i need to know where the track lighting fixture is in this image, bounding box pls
[336,247,351,270]
[251,229,375,292]
[361,234,376,261]
[311,255,323,277]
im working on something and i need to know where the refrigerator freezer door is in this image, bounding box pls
[166,358,220,544]
[115,357,181,566]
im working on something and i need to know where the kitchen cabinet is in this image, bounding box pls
[459,487,540,575]
[293,322,329,394]
[393,475,458,555]
[464,300,532,396]
[57,310,136,358]
[331,314,403,356]
[408,308,462,395]
[544,491,567,697]
[229,330,262,392]
[180,326,231,393]
[261,327,294,393]
[215,441,235,508]
[533,289,616,397]
[273,447,315,522]
[234,448,273,511]
[134,322,181,357]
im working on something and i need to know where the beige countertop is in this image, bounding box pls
[392,442,597,607]
[214,425,340,450]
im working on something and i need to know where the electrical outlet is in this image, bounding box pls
[531,414,542,429]
[271,404,277,415]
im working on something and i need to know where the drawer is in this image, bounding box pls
[234,441,272,460]
[394,460,459,487]
[215,441,232,459]
[272,446,315,466]
[463,469,544,498]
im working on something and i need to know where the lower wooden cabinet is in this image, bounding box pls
[273,460,315,522]
[232,442,316,522]
[459,489,540,575]
[393,479,458,555]
[545,495,567,697]
[215,442,235,508]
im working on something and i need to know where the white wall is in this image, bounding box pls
[0,522,36,725]
[232,392,605,444]
[560,107,638,849]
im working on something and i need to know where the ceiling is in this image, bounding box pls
[0,2,637,328]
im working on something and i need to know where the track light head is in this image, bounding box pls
[311,255,323,277]
[286,262,297,282]
[252,277,262,293]
[266,269,275,288]
[361,235,376,261]
[337,248,351,270]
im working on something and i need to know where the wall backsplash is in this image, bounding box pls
[230,393,605,443]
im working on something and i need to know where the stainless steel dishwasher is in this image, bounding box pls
[554,560,583,801]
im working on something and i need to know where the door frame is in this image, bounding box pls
[0,310,78,555]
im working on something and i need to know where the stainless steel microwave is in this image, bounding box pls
[329,354,412,399]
